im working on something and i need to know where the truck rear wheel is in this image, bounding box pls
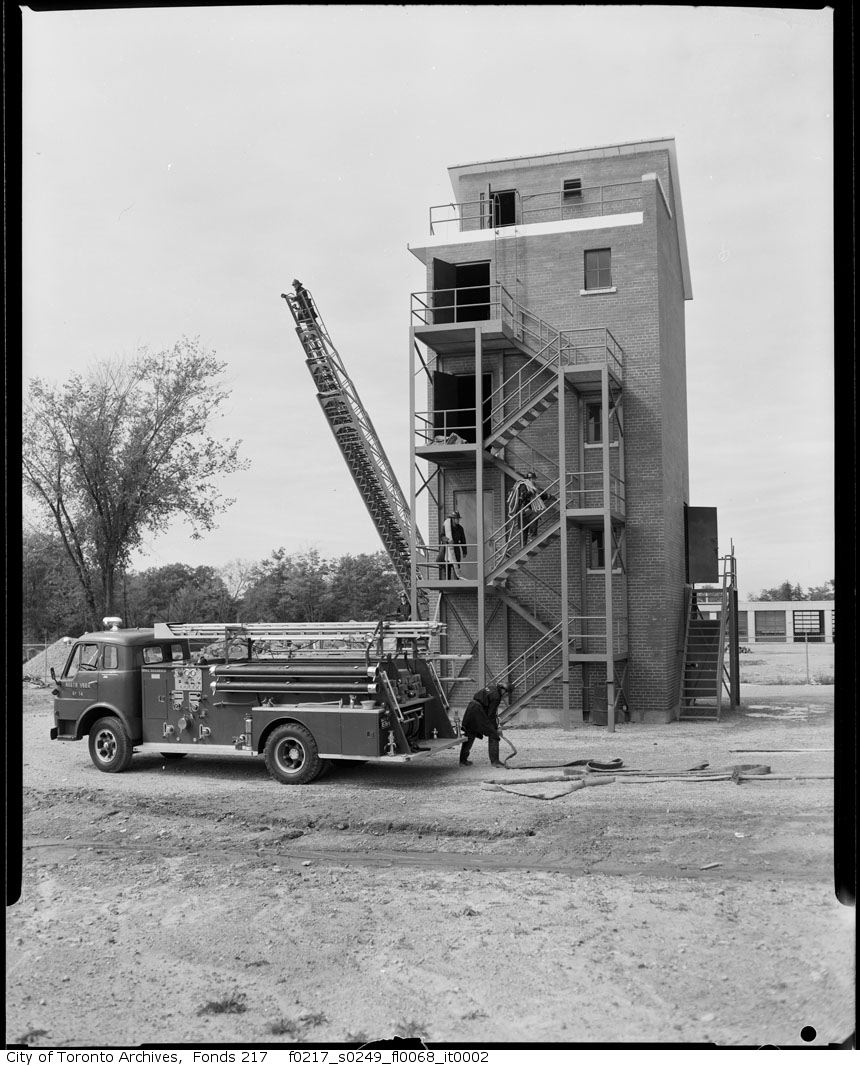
[88,717,133,774]
[264,723,324,785]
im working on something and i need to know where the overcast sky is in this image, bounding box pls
[22,5,833,597]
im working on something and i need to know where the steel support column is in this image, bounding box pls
[601,366,616,732]
[475,327,486,687]
[558,365,571,727]
[409,328,418,620]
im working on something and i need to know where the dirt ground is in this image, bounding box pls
[7,682,852,1049]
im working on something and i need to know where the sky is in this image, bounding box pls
[21,5,834,598]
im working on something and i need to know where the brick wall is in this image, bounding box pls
[413,149,690,726]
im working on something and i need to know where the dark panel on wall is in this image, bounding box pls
[685,506,719,583]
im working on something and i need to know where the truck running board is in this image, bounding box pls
[134,742,258,757]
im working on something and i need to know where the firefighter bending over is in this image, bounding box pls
[459,684,510,767]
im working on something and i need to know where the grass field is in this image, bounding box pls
[739,641,835,685]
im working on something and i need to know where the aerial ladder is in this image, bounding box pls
[281,280,429,618]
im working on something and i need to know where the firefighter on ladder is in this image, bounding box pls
[292,279,319,323]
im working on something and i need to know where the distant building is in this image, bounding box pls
[694,598,835,644]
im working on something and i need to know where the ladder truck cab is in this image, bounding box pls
[50,618,459,784]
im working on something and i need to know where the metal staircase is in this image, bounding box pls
[679,553,738,720]
[410,278,629,726]
[283,281,429,616]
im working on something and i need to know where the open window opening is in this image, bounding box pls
[491,189,517,227]
[432,259,491,324]
[432,371,492,443]
[585,402,603,444]
[588,530,605,570]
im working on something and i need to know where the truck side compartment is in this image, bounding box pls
[51,621,460,783]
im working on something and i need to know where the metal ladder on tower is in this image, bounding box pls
[281,280,429,617]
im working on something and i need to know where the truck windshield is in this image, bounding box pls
[64,643,101,678]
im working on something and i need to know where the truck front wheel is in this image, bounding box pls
[88,717,133,774]
[264,723,324,785]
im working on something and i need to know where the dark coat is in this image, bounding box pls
[461,685,505,739]
[442,518,467,562]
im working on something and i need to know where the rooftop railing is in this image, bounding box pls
[429,182,644,237]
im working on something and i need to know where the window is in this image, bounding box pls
[754,610,787,643]
[793,610,824,643]
[170,643,185,662]
[584,249,612,290]
[588,530,605,570]
[491,190,516,227]
[64,643,100,679]
[103,645,119,670]
[142,646,165,664]
[585,402,602,444]
[737,611,748,641]
[563,178,582,200]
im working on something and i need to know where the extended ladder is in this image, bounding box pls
[281,281,428,616]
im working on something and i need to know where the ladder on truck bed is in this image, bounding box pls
[154,620,443,646]
[281,281,429,617]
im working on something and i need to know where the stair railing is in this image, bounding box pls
[715,553,737,711]
[503,439,560,485]
[486,355,559,429]
[677,585,694,714]
[484,476,562,575]
[492,621,564,695]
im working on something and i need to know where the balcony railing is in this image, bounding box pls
[568,616,629,656]
[566,471,626,516]
[560,328,624,381]
[415,542,480,582]
[411,284,624,380]
[429,182,644,237]
[414,407,477,447]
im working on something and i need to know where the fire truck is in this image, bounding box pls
[49,619,460,784]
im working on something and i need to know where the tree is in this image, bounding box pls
[240,549,334,623]
[328,552,400,620]
[22,340,247,627]
[124,564,233,626]
[22,527,89,642]
[754,581,803,601]
[218,558,256,622]
[750,580,833,601]
[806,579,835,600]
[237,549,400,623]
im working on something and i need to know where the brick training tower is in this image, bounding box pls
[407,139,693,726]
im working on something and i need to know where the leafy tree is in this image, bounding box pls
[124,563,233,626]
[805,579,835,600]
[218,558,256,621]
[22,340,247,627]
[240,549,334,623]
[238,549,400,623]
[328,552,400,621]
[752,580,809,601]
[22,527,89,642]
